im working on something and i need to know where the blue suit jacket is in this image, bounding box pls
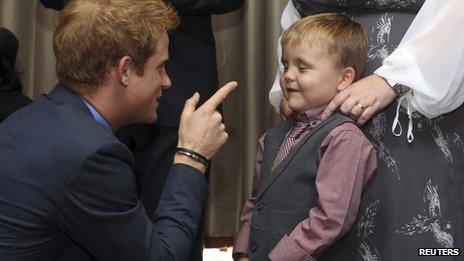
[0,84,208,260]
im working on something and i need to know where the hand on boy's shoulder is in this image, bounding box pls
[321,75,397,125]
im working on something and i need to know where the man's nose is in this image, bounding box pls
[162,70,171,90]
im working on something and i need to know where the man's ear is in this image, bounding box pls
[116,56,132,87]
[337,67,356,91]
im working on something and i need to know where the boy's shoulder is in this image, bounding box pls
[321,112,368,140]
[328,121,374,147]
[331,121,362,134]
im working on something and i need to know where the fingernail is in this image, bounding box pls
[321,113,327,120]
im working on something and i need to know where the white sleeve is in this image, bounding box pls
[269,0,301,113]
[375,0,464,119]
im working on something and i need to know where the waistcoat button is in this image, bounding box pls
[250,243,257,252]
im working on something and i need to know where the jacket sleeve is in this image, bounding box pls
[166,0,245,15]
[38,0,67,10]
[57,141,208,261]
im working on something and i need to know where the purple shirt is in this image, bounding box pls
[233,105,377,261]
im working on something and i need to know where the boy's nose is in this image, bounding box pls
[284,70,296,82]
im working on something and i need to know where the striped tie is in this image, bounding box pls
[271,114,309,172]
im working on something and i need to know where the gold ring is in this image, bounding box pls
[357,103,364,110]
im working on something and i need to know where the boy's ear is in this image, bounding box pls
[337,67,356,91]
[116,55,132,88]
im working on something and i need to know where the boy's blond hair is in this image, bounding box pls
[281,13,367,78]
[53,0,179,92]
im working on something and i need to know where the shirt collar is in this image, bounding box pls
[292,104,327,126]
[80,97,112,132]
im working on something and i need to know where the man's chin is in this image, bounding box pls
[145,106,158,123]
[148,114,158,124]
[135,113,158,125]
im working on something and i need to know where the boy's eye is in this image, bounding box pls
[281,60,288,71]
[298,64,310,71]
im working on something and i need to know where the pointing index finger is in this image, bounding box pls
[201,81,238,112]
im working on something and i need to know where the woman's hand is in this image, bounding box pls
[321,74,397,125]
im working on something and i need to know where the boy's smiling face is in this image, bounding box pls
[280,42,344,113]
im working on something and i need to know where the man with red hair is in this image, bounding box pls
[0,1,237,260]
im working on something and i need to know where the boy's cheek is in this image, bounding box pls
[280,83,290,100]
[279,78,287,91]
[287,95,301,108]
[282,89,290,100]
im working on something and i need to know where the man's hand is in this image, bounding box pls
[279,96,293,121]
[321,74,397,125]
[174,81,238,172]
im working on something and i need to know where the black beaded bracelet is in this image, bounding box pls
[175,147,209,167]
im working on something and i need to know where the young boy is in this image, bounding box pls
[233,13,377,261]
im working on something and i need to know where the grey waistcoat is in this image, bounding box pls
[248,112,354,260]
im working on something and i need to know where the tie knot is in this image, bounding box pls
[288,116,309,139]
[294,112,308,123]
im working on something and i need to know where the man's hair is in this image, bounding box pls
[53,0,179,91]
[281,13,367,78]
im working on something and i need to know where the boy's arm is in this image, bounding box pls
[268,123,377,261]
[232,134,266,260]
[232,197,255,260]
